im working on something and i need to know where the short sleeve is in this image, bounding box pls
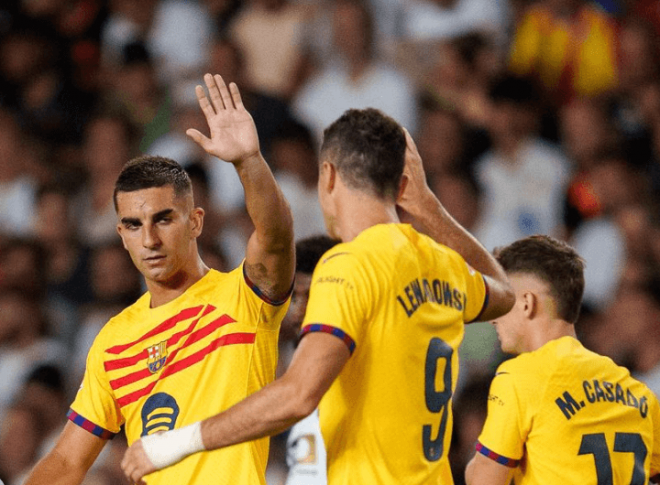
[300,251,368,355]
[476,366,527,466]
[461,260,488,323]
[69,338,123,438]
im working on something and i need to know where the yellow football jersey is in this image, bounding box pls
[477,337,660,485]
[300,223,488,484]
[69,265,290,485]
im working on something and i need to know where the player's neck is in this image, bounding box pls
[146,256,210,308]
[526,317,577,352]
[334,191,399,242]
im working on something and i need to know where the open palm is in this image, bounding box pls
[187,74,260,165]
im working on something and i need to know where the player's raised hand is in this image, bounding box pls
[186,73,260,165]
[397,128,435,214]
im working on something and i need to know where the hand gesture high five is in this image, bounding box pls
[186,74,260,165]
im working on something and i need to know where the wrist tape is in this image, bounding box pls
[142,421,205,469]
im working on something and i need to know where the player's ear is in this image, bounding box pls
[116,224,129,250]
[321,161,336,193]
[521,291,537,319]
[190,207,204,238]
[397,174,409,202]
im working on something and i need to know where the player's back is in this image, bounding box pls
[490,337,660,485]
[302,223,488,484]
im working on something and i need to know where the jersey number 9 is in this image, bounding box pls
[423,337,453,461]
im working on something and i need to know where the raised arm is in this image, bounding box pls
[23,421,107,485]
[187,74,295,301]
[397,129,514,321]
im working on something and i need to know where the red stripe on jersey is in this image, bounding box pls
[104,305,217,371]
[116,332,255,407]
[110,368,153,390]
[161,332,255,380]
[109,314,237,390]
[105,305,206,355]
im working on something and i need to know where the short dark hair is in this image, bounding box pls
[320,108,406,200]
[113,155,192,211]
[495,235,585,324]
[295,235,340,274]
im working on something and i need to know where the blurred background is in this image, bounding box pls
[0,0,659,483]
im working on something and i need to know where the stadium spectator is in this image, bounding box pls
[229,0,313,101]
[100,0,213,84]
[630,280,660,398]
[0,237,47,299]
[472,75,571,252]
[0,289,66,421]
[0,108,38,237]
[399,0,508,45]
[70,112,137,246]
[508,0,619,105]
[0,404,46,485]
[270,121,326,240]
[293,0,417,144]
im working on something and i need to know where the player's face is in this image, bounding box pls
[490,275,528,354]
[280,272,312,343]
[116,186,203,285]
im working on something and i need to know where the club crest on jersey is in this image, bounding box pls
[147,341,168,373]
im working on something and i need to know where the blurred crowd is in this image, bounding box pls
[0,0,659,483]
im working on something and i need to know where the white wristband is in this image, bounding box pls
[141,421,205,470]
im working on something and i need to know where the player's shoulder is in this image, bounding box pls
[496,353,536,376]
[496,343,557,378]
[98,292,149,335]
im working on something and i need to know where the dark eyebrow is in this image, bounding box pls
[152,209,174,222]
[120,217,141,226]
[120,209,174,226]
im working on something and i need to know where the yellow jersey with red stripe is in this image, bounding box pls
[69,265,290,485]
[300,223,488,484]
[477,337,660,485]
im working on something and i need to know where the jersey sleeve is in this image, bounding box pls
[69,337,123,438]
[459,259,488,324]
[476,365,527,467]
[300,250,368,355]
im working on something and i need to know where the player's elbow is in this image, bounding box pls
[289,388,319,421]
[281,379,320,421]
